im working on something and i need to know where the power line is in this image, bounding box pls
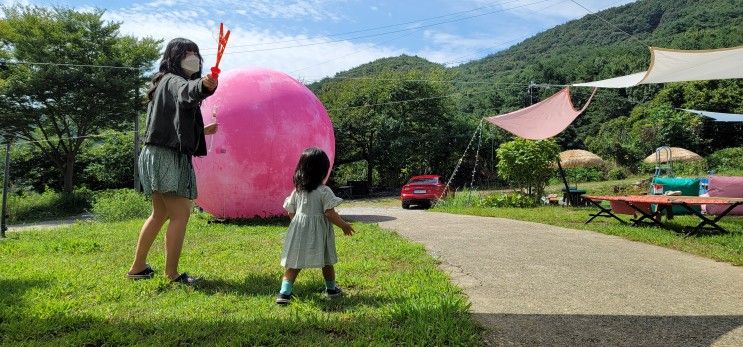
[289,0,563,77]
[3,130,140,146]
[3,60,139,70]
[326,89,493,112]
[440,0,572,66]
[200,0,529,52]
[0,1,635,75]
[441,0,636,66]
[569,0,649,48]
[288,30,414,75]
[202,0,556,56]
[301,76,568,88]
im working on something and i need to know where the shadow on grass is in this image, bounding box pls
[194,273,279,296]
[298,290,399,313]
[206,216,290,227]
[0,302,481,346]
[194,274,396,312]
[474,313,743,346]
[0,278,49,306]
[588,212,741,236]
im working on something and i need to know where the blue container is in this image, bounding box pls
[699,177,709,195]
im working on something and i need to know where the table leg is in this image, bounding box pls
[678,202,740,234]
[585,199,625,224]
[628,203,664,227]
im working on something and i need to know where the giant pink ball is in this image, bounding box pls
[193,68,335,218]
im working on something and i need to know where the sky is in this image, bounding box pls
[3,0,636,81]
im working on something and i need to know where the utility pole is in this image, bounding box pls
[1,140,11,238]
[528,81,535,106]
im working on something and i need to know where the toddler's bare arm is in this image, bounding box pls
[324,208,354,236]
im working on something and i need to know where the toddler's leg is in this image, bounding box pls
[322,265,342,298]
[281,268,300,294]
[277,268,300,305]
[321,265,336,290]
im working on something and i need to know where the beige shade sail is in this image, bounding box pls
[558,149,604,169]
[643,147,703,164]
[573,46,743,88]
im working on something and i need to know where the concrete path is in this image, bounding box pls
[4,213,93,233]
[339,207,743,346]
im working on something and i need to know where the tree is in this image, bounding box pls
[0,6,160,192]
[496,138,559,201]
[82,130,136,190]
[318,70,465,188]
[583,81,738,169]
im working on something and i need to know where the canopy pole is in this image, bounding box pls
[557,157,570,193]
[557,158,578,206]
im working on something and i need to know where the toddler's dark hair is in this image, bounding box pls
[293,147,330,192]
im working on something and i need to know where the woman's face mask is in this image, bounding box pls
[181,54,201,76]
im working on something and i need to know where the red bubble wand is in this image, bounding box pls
[211,22,231,78]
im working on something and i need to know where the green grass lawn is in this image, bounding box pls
[434,205,743,265]
[0,216,481,346]
[545,176,649,195]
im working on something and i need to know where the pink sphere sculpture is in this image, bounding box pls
[193,68,335,218]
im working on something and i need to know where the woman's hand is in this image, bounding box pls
[204,122,218,135]
[202,74,218,92]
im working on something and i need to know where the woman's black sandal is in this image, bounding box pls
[126,264,155,280]
[171,272,199,285]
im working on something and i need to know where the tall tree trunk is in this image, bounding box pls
[63,152,75,193]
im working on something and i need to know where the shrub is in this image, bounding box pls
[558,167,605,183]
[6,187,92,224]
[496,139,560,201]
[81,130,136,190]
[638,160,707,177]
[92,189,150,222]
[477,192,540,208]
[434,189,482,208]
[707,147,743,174]
[607,166,629,180]
[4,142,65,192]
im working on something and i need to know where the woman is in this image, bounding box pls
[126,38,218,284]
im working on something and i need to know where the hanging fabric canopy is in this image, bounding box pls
[682,109,743,122]
[573,46,743,88]
[485,87,597,140]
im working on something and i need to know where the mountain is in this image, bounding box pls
[311,0,743,152]
[307,55,444,93]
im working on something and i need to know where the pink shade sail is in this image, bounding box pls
[485,87,596,140]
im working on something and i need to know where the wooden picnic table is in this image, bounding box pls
[583,195,743,234]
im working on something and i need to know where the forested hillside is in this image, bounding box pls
[452,0,743,150]
[313,0,743,187]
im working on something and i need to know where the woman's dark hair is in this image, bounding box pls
[147,38,203,100]
[293,147,330,192]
